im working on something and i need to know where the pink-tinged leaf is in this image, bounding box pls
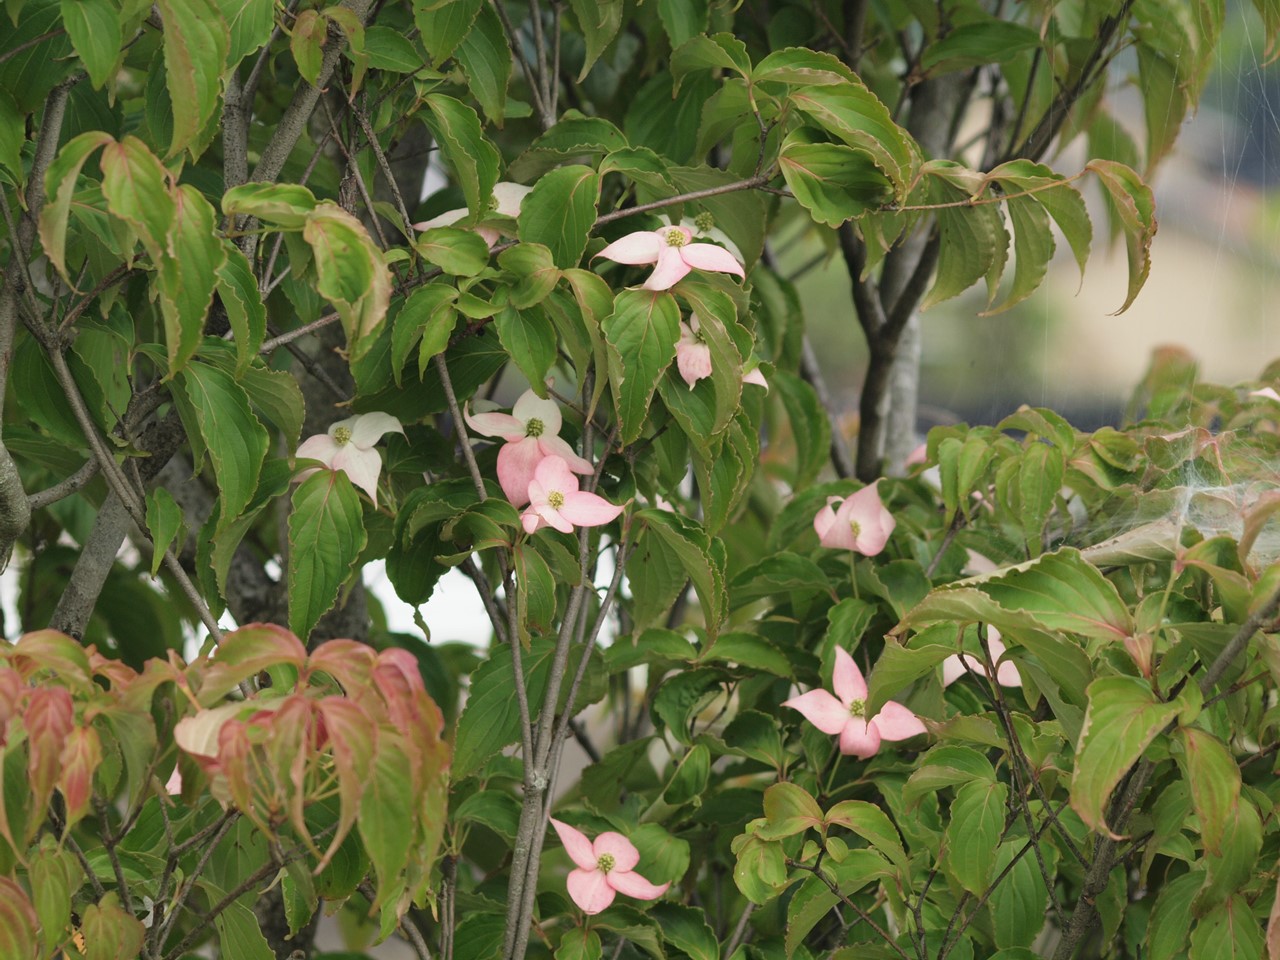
[216,719,257,816]
[832,646,868,704]
[11,629,93,688]
[25,687,75,819]
[197,623,308,706]
[679,242,745,277]
[607,870,670,901]
[315,697,376,869]
[154,0,229,157]
[873,701,927,741]
[1267,871,1280,960]
[174,701,254,759]
[0,668,22,745]
[596,230,662,265]
[306,639,378,694]
[304,203,393,363]
[592,832,640,872]
[1084,159,1157,315]
[58,726,103,829]
[642,244,694,291]
[1071,676,1186,838]
[552,818,599,871]
[558,491,624,528]
[0,877,39,960]
[38,130,113,284]
[99,136,175,263]
[782,689,849,736]
[497,437,545,505]
[839,718,882,758]
[1174,726,1240,855]
[567,868,615,914]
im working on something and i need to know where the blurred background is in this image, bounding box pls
[774,2,1280,433]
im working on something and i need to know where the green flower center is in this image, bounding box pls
[694,211,715,232]
[664,228,687,247]
[333,426,352,445]
[548,491,565,509]
[848,519,861,539]
[848,698,866,718]
[597,853,615,873]
[486,195,500,212]
[526,418,545,438]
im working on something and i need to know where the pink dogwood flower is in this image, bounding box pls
[941,627,1022,688]
[595,225,744,291]
[412,181,532,247]
[783,646,927,759]
[465,389,594,506]
[1250,387,1280,403]
[521,456,623,535]
[813,480,895,555]
[676,315,712,389]
[550,818,669,915]
[296,412,404,506]
[742,366,768,390]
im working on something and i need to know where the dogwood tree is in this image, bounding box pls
[1,1,1279,959]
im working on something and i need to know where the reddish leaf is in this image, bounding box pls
[0,877,39,960]
[315,696,376,869]
[197,622,308,705]
[306,639,378,694]
[11,630,92,688]
[25,687,75,820]
[58,726,103,829]
[80,892,146,960]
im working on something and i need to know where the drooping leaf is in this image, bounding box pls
[304,203,393,363]
[38,130,113,283]
[456,3,509,125]
[1085,159,1157,314]
[145,487,185,576]
[157,184,226,376]
[567,0,623,80]
[416,0,482,63]
[944,779,1008,894]
[99,135,175,263]
[517,164,599,268]
[422,94,500,225]
[155,0,230,157]
[920,20,1041,74]
[60,0,122,88]
[779,136,895,226]
[215,242,267,373]
[602,289,680,444]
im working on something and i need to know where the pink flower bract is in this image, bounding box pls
[783,646,926,759]
[465,389,594,506]
[595,225,744,291]
[521,456,622,535]
[412,181,531,248]
[675,315,712,389]
[813,480,895,555]
[296,412,404,506]
[550,818,669,914]
[941,627,1022,688]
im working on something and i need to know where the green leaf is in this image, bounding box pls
[732,834,790,904]
[1189,896,1264,960]
[788,82,916,199]
[216,0,274,66]
[650,903,717,960]
[556,928,603,960]
[176,361,268,534]
[357,739,413,911]
[920,20,1041,74]
[990,838,1056,948]
[304,203,393,362]
[602,289,680,445]
[30,841,78,957]
[81,892,146,960]
[392,282,457,385]
[415,226,491,276]
[422,94,500,226]
[215,242,267,373]
[988,160,1092,284]
[498,243,561,308]
[702,631,792,677]
[670,33,750,90]
[157,184,225,376]
[944,779,1008,894]
[864,638,952,718]
[453,789,521,839]
[494,303,557,391]
[1173,727,1240,854]
[145,488,184,576]
[1085,159,1157,314]
[416,0,481,63]
[759,781,823,839]
[289,9,325,84]
[38,130,113,283]
[1149,870,1202,960]
[222,181,317,226]
[903,745,996,809]
[0,90,22,189]
[517,164,599,268]
[652,669,721,745]
[638,509,726,639]
[920,184,1008,309]
[99,135,175,263]
[1072,676,1186,837]
[973,548,1133,641]
[363,25,422,72]
[61,0,121,88]
[752,47,855,86]
[287,470,367,640]
[779,136,895,226]
[509,113,629,180]
[456,3,509,125]
[657,0,709,50]
[824,800,908,872]
[567,0,623,80]
[663,743,711,806]
[772,369,831,488]
[155,0,230,157]
[982,195,1053,315]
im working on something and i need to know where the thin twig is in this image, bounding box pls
[28,459,100,510]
